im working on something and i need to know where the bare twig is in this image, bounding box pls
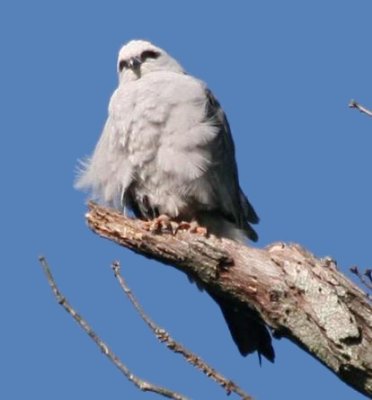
[111,261,253,400]
[350,265,372,299]
[38,256,189,400]
[349,99,372,117]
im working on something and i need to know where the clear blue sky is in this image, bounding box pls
[1,1,371,399]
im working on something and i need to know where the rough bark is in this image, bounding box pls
[85,202,372,397]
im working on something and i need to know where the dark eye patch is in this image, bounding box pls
[118,59,128,72]
[140,50,160,62]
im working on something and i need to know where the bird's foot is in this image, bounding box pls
[175,220,208,236]
[143,216,208,237]
[142,215,176,234]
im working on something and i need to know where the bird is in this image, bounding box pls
[75,39,274,362]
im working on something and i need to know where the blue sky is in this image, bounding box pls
[1,1,371,399]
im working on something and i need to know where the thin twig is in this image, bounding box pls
[111,260,253,400]
[38,256,189,400]
[350,265,372,300]
[349,99,372,117]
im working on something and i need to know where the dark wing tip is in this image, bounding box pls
[247,225,259,242]
[240,190,259,224]
[248,206,260,225]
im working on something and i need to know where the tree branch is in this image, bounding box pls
[86,202,372,398]
[38,256,189,400]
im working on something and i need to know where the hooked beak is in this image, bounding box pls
[128,56,141,70]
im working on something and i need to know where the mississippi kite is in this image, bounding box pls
[76,40,274,362]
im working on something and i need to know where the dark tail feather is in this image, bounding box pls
[210,292,275,362]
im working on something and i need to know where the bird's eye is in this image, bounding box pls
[118,60,128,72]
[140,50,160,62]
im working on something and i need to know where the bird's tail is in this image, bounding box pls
[208,291,275,362]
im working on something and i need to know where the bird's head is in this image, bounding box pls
[117,40,184,82]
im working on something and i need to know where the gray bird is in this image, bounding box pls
[76,40,274,362]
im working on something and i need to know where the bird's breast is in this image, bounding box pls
[111,73,219,216]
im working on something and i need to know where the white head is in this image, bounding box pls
[117,40,184,82]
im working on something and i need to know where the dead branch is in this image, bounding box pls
[349,99,372,117]
[38,256,189,400]
[111,261,253,400]
[85,202,372,398]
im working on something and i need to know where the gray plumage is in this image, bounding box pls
[76,39,258,242]
[76,40,274,362]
